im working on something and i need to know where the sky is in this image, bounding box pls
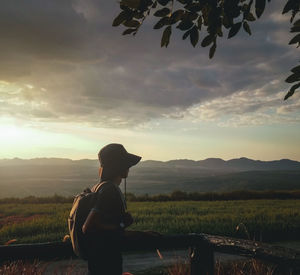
[0,0,300,161]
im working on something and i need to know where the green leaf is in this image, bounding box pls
[291,65,300,74]
[161,26,172,47]
[170,10,185,24]
[291,26,300,33]
[255,0,266,18]
[286,73,300,83]
[197,16,202,30]
[184,3,202,12]
[190,26,199,47]
[201,35,214,47]
[243,21,251,35]
[120,4,129,11]
[289,34,300,45]
[133,11,144,19]
[122,28,137,35]
[209,42,217,59]
[242,4,249,12]
[294,19,300,26]
[182,29,191,40]
[112,11,129,27]
[154,8,170,17]
[228,22,242,38]
[177,19,193,30]
[223,15,231,29]
[124,20,140,28]
[284,82,300,100]
[121,0,140,9]
[157,0,170,6]
[282,0,294,14]
[187,11,198,21]
[245,12,256,22]
[217,28,223,37]
[154,17,170,29]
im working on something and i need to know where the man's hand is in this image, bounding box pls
[123,212,134,227]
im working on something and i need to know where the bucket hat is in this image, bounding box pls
[98,143,141,170]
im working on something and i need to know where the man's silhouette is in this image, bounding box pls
[82,143,141,275]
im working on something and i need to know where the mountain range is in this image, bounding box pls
[139,157,300,171]
[0,157,300,198]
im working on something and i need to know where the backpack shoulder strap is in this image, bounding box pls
[92,180,110,193]
[92,180,126,211]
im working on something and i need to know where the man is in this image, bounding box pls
[82,143,141,275]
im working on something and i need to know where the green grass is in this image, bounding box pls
[0,200,300,244]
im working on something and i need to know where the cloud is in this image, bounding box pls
[0,0,299,128]
[0,0,93,60]
[171,82,300,127]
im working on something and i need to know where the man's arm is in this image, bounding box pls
[82,210,134,234]
[82,210,120,234]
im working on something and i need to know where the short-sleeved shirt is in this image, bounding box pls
[86,181,125,274]
[90,181,126,228]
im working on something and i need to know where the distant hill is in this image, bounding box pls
[140,157,300,171]
[0,157,300,198]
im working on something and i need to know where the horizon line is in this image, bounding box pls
[1,156,299,163]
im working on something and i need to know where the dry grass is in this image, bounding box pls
[0,260,48,275]
[0,258,289,275]
[166,258,190,275]
[215,259,276,275]
[163,258,277,275]
[0,260,84,275]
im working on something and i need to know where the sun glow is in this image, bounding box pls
[0,125,29,141]
[0,122,103,159]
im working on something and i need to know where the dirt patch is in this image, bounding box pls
[0,214,44,228]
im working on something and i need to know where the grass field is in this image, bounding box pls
[0,200,300,244]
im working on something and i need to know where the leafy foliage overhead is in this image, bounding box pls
[113,0,300,100]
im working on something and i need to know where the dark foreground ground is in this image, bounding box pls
[44,250,246,275]
[43,241,300,274]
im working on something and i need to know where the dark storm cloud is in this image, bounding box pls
[0,1,91,59]
[0,0,299,127]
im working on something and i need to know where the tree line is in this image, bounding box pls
[1,189,300,204]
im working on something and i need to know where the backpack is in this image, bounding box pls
[68,182,107,259]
